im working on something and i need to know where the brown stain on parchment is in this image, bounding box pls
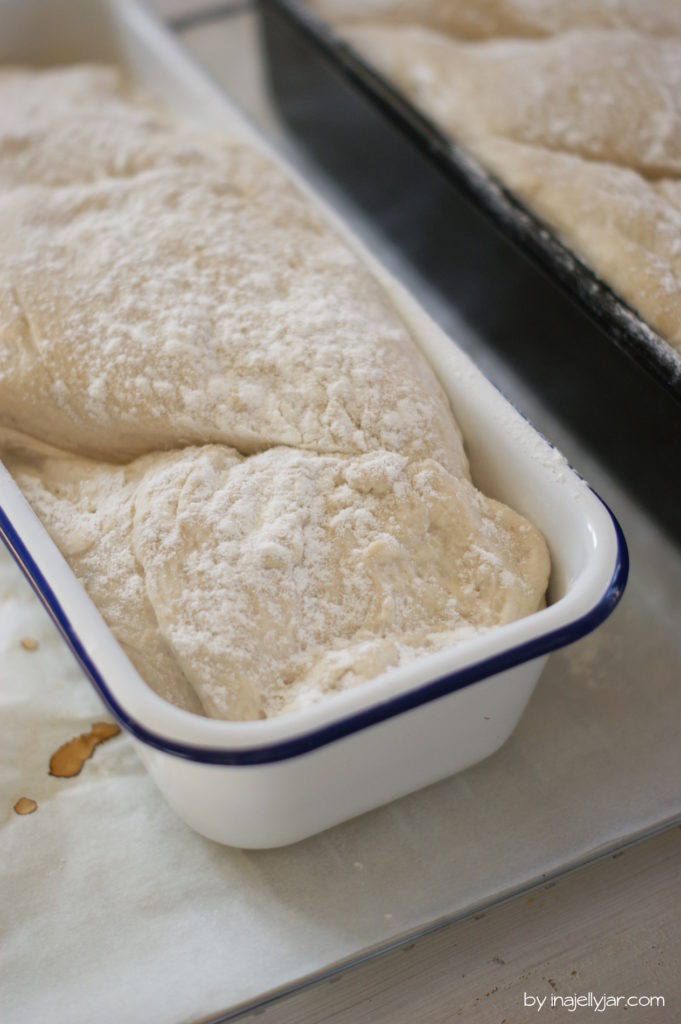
[49,722,121,778]
[14,797,38,815]
[21,637,39,651]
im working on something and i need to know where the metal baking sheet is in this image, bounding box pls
[2,5,681,1023]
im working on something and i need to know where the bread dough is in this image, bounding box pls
[344,27,681,177]
[0,65,178,187]
[479,138,681,350]
[0,430,550,720]
[0,133,465,474]
[0,66,550,720]
[319,11,681,351]
[0,429,215,716]
[307,0,681,40]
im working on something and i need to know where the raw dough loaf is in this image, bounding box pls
[317,7,681,352]
[0,430,549,720]
[0,66,550,720]
[0,137,465,473]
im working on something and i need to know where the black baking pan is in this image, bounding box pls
[259,0,681,543]
[260,0,681,401]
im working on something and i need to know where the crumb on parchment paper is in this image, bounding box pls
[13,797,38,815]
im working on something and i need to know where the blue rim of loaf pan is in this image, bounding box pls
[0,494,628,766]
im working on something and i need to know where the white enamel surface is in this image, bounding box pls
[134,661,544,848]
[0,0,622,846]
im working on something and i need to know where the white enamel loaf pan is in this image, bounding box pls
[0,0,627,848]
